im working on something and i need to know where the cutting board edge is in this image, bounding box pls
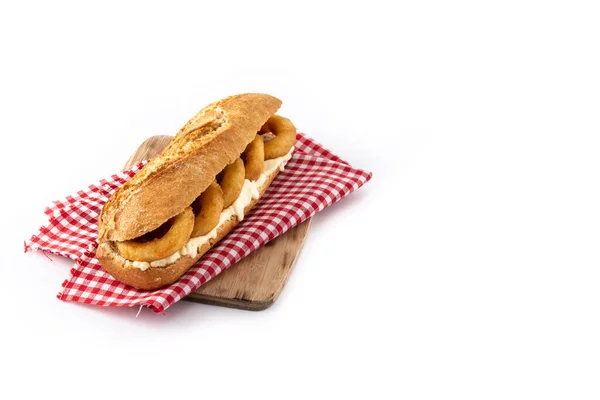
[184,216,313,310]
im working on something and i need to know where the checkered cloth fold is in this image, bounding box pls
[25,133,372,313]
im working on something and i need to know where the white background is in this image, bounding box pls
[1,1,599,399]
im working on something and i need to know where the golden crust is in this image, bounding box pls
[98,93,281,242]
[96,164,283,290]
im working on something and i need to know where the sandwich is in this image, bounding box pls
[96,93,296,290]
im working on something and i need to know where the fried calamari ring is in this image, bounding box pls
[219,158,245,208]
[260,115,296,160]
[115,207,194,262]
[243,134,264,181]
[191,182,224,237]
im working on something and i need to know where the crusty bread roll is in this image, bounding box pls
[96,93,292,290]
[99,93,281,242]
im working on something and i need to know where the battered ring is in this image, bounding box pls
[243,134,264,181]
[219,158,245,208]
[114,207,194,262]
[261,115,296,160]
[191,182,224,237]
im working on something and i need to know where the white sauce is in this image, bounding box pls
[129,148,293,271]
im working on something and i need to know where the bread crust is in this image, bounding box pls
[98,93,281,242]
[96,158,283,290]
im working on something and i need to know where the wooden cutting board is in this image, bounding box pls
[123,135,311,311]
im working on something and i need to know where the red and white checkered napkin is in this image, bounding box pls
[25,133,372,313]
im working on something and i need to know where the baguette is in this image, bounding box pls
[96,93,295,290]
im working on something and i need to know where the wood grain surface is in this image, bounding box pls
[123,135,311,310]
